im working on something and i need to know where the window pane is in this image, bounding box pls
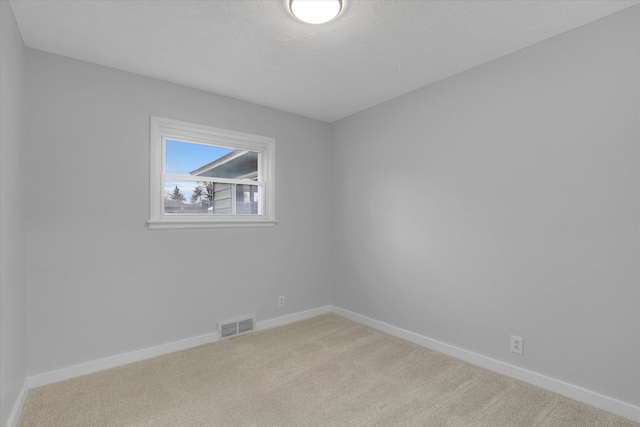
[212,183,233,215]
[164,179,210,214]
[165,139,258,180]
[164,180,259,215]
[165,140,233,175]
[236,184,259,215]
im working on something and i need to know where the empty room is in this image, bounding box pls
[1,0,639,426]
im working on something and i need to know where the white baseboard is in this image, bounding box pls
[26,305,333,390]
[6,380,28,427]
[27,331,219,388]
[331,306,640,423]
[257,305,332,331]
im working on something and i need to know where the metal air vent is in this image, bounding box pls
[218,315,255,340]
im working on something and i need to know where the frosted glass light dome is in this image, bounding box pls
[290,0,342,24]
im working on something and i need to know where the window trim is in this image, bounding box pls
[148,116,277,229]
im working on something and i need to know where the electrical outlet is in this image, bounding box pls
[510,335,523,355]
[278,295,285,308]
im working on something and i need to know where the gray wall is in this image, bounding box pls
[332,7,640,406]
[24,50,333,376]
[0,2,27,426]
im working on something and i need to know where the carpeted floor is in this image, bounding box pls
[18,313,638,426]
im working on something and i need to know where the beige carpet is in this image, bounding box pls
[18,314,638,426]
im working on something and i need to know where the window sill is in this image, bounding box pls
[147,218,278,230]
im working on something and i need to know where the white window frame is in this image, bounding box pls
[148,116,277,229]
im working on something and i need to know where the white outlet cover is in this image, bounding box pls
[511,335,524,355]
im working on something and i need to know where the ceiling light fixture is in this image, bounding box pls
[290,0,342,25]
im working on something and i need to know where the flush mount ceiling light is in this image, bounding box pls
[290,0,342,24]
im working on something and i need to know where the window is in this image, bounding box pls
[148,117,276,229]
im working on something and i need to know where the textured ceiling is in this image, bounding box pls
[9,0,640,122]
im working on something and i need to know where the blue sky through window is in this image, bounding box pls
[164,140,233,203]
[165,139,233,175]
